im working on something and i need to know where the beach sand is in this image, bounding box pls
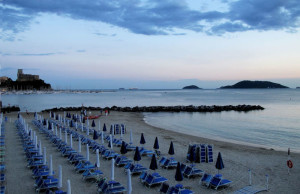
[3,111,300,194]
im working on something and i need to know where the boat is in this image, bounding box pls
[84,115,101,120]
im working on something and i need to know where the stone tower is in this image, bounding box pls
[17,69,23,79]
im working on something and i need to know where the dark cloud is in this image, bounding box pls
[1,0,300,40]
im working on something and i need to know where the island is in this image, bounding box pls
[182,85,201,89]
[220,80,289,89]
[297,87,300,89]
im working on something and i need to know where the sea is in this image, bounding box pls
[2,89,300,152]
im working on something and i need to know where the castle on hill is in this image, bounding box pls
[17,69,39,81]
[0,69,52,91]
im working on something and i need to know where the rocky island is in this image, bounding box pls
[220,80,289,89]
[182,85,201,89]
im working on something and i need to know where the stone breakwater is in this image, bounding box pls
[42,104,264,113]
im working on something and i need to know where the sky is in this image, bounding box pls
[1,0,300,89]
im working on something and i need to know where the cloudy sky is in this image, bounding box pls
[1,0,300,89]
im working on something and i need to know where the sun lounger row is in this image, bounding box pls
[16,119,67,194]
[97,178,126,194]
[0,119,5,194]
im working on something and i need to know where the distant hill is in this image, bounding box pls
[220,80,289,89]
[0,77,52,90]
[297,87,300,89]
[182,85,201,89]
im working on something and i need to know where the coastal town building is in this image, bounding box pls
[17,69,39,81]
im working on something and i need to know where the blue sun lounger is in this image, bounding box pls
[159,182,170,193]
[209,176,232,190]
[183,166,204,178]
[82,169,103,181]
[161,158,178,169]
[167,184,194,194]
[144,173,168,188]
[200,173,213,187]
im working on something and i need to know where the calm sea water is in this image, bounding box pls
[2,89,300,152]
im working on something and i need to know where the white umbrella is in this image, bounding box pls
[64,130,68,143]
[111,158,115,181]
[78,137,81,153]
[34,135,38,149]
[98,120,101,131]
[86,144,89,161]
[127,169,132,194]
[110,134,113,150]
[43,147,47,165]
[81,123,83,132]
[33,131,36,142]
[49,111,51,118]
[59,127,62,139]
[129,130,133,145]
[96,149,100,168]
[75,122,77,129]
[120,127,123,140]
[39,140,42,155]
[67,179,71,194]
[101,132,104,144]
[70,134,73,148]
[58,165,62,188]
[86,127,89,136]
[49,155,53,176]
[51,123,54,132]
[55,126,58,136]
[86,119,89,136]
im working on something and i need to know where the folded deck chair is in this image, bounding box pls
[144,173,168,188]
[183,166,204,178]
[206,145,213,163]
[200,173,213,187]
[209,176,232,190]
[139,171,148,183]
[200,145,206,163]
[159,156,167,166]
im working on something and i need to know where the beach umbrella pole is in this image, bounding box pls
[67,179,71,194]
[266,175,269,190]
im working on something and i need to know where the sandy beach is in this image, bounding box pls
[3,111,300,194]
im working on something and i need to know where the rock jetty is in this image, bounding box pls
[43,104,264,113]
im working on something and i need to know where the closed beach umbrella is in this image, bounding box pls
[149,154,158,171]
[103,123,107,132]
[43,147,47,165]
[43,119,47,126]
[120,141,127,155]
[48,122,52,130]
[168,141,175,155]
[153,137,159,150]
[127,169,132,194]
[49,155,53,176]
[96,149,100,168]
[129,130,133,145]
[110,134,113,149]
[111,158,115,181]
[82,117,85,123]
[175,162,183,182]
[86,144,90,161]
[78,137,81,153]
[92,120,96,128]
[56,114,59,120]
[39,140,42,155]
[67,179,71,194]
[70,120,74,128]
[110,125,113,135]
[59,127,62,139]
[140,133,146,145]
[215,152,224,174]
[70,134,73,148]
[65,130,68,143]
[98,120,101,131]
[58,165,62,188]
[134,146,141,163]
[93,130,98,140]
[101,132,104,144]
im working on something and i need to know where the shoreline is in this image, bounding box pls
[143,115,300,154]
[3,111,300,193]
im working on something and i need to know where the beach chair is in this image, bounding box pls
[206,145,213,163]
[159,156,167,166]
[139,147,156,156]
[115,156,132,167]
[162,158,178,169]
[209,176,232,190]
[139,171,148,183]
[0,186,5,194]
[200,173,213,187]
[82,169,103,182]
[159,182,170,194]
[144,173,168,188]
[167,184,183,193]
[0,174,4,184]
[129,163,148,175]
[183,166,204,178]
